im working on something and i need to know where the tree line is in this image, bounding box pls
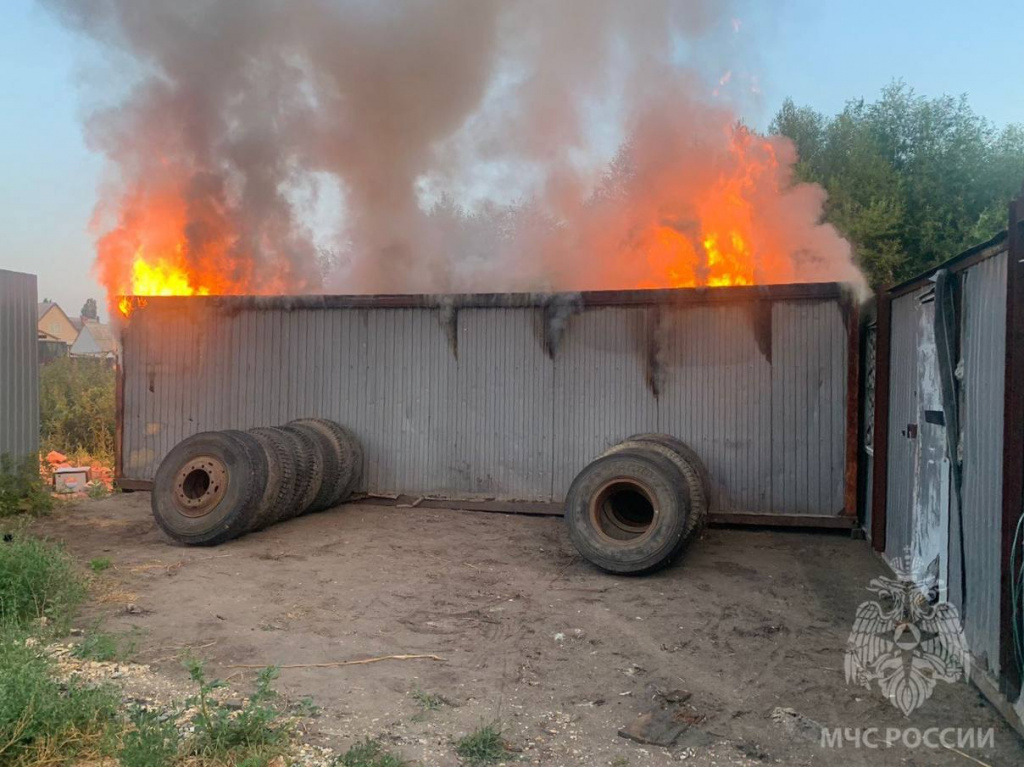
[770,81,1024,287]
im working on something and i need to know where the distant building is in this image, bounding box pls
[37,301,79,344]
[70,318,119,359]
[37,328,70,364]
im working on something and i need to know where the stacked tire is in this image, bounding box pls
[151,419,362,546]
[564,434,709,575]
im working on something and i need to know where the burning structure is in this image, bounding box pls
[44,0,864,311]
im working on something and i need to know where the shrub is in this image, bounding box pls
[184,659,291,764]
[40,357,115,464]
[0,533,85,631]
[0,631,121,767]
[0,454,53,517]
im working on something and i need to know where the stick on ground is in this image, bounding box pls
[224,654,445,670]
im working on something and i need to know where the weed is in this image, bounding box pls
[338,737,408,767]
[86,480,111,499]
[611,758,629,767]
[0,628,122,767]
[118,706,179,767]
[411,687,450,711]
[0,533,86,631]
[0,453,53,517]
[183,658,291,764]
[455,723,507,765]
[72,626,138,663]
[90,556,112,573]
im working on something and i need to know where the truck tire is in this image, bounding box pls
[283,421,338,513]
[151,430,268,546]
[272,426,319,521]
[247,427,299,531]
[614,435,709,539]
[564,448,692,575]
[293,418,363,499]
[625,433,711,512]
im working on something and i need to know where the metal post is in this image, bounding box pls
[844,298,861,519]
[870,292,892,552]
[1000,186,1024,697]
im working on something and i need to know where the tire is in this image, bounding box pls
[282,422,338,513]
[151,430,268,546]
[564,448,692,575]
[292,418,363,499]
[247,427,300,531]
[279,424,322,519]
[625,433,712,511]
[615,435,710,539]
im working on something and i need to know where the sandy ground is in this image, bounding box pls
[28,494,1024,767]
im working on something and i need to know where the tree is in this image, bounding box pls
[770,82,1024,287]
[80,298,98,320]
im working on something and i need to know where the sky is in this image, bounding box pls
[0,0,1021,322]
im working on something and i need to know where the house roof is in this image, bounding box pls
[81,319,118,354]
[38,301,56,319]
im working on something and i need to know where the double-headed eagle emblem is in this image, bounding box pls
[845,555,969,716]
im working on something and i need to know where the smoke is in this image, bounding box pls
[43,0,865,299]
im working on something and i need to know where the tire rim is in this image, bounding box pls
[172,456,228,518]
[589,478,658,543]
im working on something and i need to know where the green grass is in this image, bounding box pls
[0,532,86,632]
[0,453,53,517]
[338,737,408,767]
[0,628,123,767]
[410,687,450,711]
[72,626,139,663]
[89,556,112,573]
[0,528,306,767]
[455,723,507,765]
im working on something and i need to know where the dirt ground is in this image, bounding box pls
[29,494,1024,766]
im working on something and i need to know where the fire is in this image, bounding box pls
[101,187,299,319]
[117,250,213,317]
[629,126,806,290]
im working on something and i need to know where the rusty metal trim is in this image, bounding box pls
[869,291,893,552]
[115,478,152,491]
[1000,190,1024,697]
[116,282,846,316]
[844,297,861,519]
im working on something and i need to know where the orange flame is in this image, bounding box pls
[629,127,807,290]
[101,188,296,318]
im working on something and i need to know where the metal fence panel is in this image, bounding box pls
[121,290,851,513]
[0,270,39,459]
[953,250,1007,675]
[770,300,848,514]
[885,289,921,557]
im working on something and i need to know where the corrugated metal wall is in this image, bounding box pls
[885,288,922,556]
[0,270,39,459]
[121,290,851,515]
[952,251,1007,675]
[881,247,1008,678]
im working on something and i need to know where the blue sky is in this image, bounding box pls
[1,0,1021,320]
